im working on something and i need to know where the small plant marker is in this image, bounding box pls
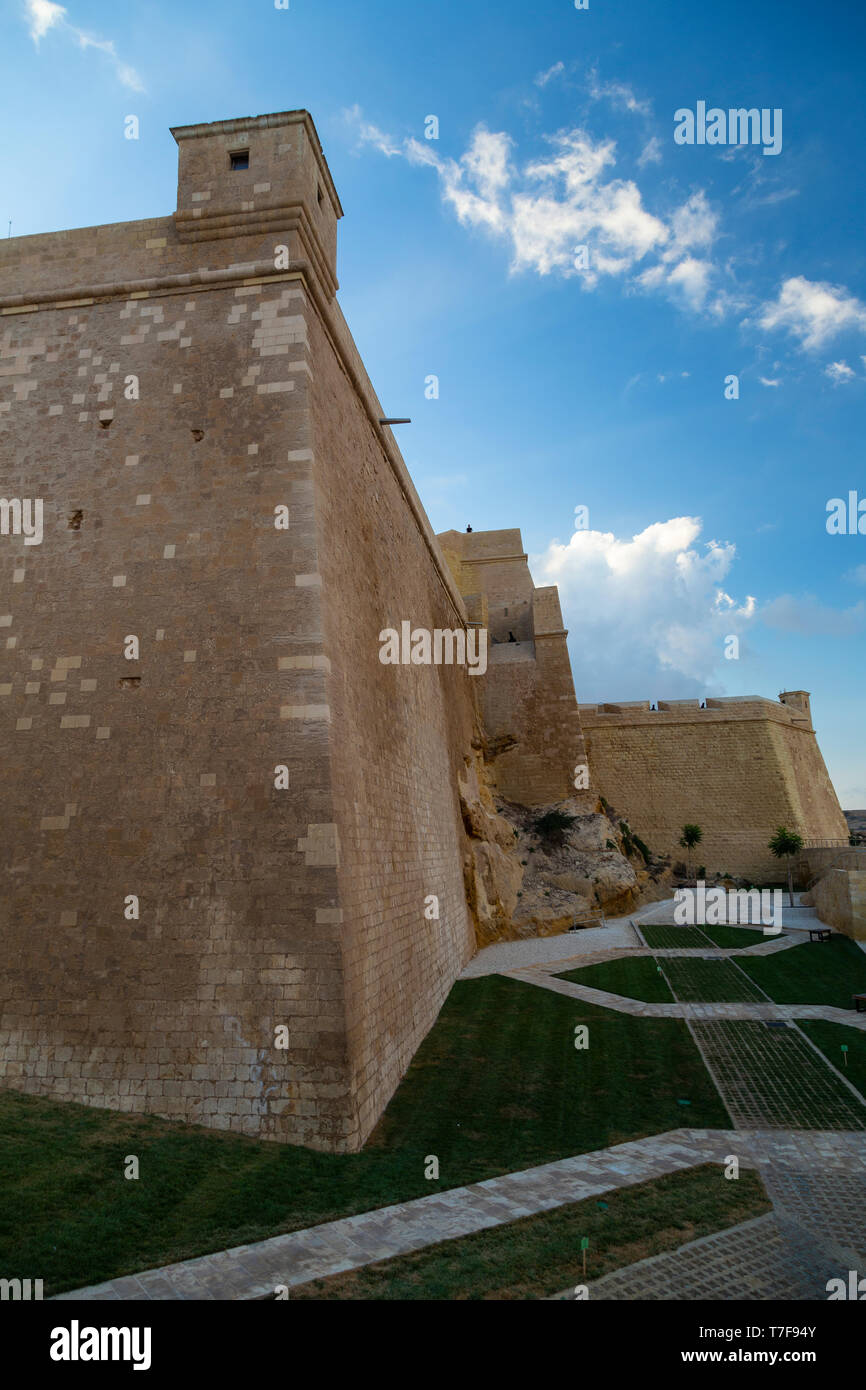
[841,1043,849,1068]
[580,1235,589,1275]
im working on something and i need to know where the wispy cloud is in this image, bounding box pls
[587,70,652,119]
[762,593,866,637]
[825,360,855,385]
[535,60,564,88]
[344,103,402,158]
[638,136,662,167]
[23,0,144,91]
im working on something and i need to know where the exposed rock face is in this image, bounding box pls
[458,750,642,946]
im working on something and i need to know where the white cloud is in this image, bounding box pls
[759,376,781,387]
[666,191,718,256]
[23,0,144,89]
[825,360,855,384]
[531,516,756,697]
[382,118,719,307]
[535,61,564,88]
[758,276,866,351]
[25,0,64,41]
[665,256,713,310]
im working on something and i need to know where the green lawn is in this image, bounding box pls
[556,956,674,1001]
[0,974,730,1295]
[641,924,773,951]
[703,925,781,949]
[661,957,767,1003]
[798,1020,866,1099]
[739,937,866,1010]
[290,1165,770,1300]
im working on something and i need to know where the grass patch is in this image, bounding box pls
[738,936,866,1010]
[555,956,674,1001]
[640,924,778,950]
[290,1164,770,1300]
[661,958,766,1003]
[702,925,779,949]
[798,1020,866,1099]
[640,925,713,950]
[0,974,730,1295]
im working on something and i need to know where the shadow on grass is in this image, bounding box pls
[0,974,730,1294]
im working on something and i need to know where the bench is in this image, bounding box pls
[854,994,866,1014]
[808,928,832,943]
[568,911,606,932]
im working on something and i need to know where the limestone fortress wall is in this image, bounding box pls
[0,109,850,1152]
[0,111,483,1152]
[437,528,591,809]
[580,692,849,881]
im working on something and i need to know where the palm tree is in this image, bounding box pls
[769,826,804,907]
[679,824,703,880]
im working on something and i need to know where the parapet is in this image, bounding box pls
[580,692,815,731]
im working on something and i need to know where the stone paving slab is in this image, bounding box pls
[688,1020,866,1130]
[506,964,866,1030]
[55,1127,748,1301]
[459,917,644,977]
[54,1128,866,1302]
[550,1212,840,1301]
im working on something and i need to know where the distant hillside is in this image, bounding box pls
[845,810,866,842]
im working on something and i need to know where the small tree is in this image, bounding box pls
[679,824,703,879]
[769,826,804,907]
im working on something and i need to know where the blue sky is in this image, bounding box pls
[2,0,865,805]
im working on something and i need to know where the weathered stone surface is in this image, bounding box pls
[580,692,848,882]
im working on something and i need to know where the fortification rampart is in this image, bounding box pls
[0,111,477,1152]
[580,691,848,881]
[438,529,589,807]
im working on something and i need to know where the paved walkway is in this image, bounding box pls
[55,1128,743,1300]
[503,963,866,1031]
[552,1213,840,1300]
[55,1128,866,1302]
[553,1130,866,1300]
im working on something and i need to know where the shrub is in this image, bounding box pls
[533,810,577,846]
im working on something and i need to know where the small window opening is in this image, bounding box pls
[67,510,83,530]
[317,184,323,206]
[230,150,249,171]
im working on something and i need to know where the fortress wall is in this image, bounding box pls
[0,264,362,1145]
[0,109,478,1152]
[580,695,848,881]
[305,300,476,1149]
[809,870,866,942]
[438,532,588,808]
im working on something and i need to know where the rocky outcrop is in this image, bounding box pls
[458,748,645,946]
